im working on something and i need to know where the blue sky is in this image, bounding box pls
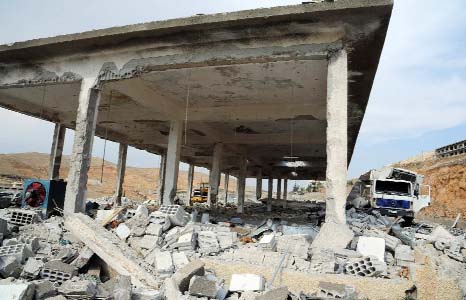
[0,0,465,183]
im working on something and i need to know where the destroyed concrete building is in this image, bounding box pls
[1,1,465,299]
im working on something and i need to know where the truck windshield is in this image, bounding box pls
[375,180,411,195]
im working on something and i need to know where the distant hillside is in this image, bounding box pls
[0,152,236,201]
[392,151,466,219]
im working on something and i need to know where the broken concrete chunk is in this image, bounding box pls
[188,275,220,298]
[173,259,205,292]
[21,259,44,279]
[309,248,335,274]
[115,223,131,240]
[255,286,289,300]
[155,251,174,275]
[162,277,182,300]
[71,246,94,268]
[229,274,265,292]
[113,275,132,300]
[32,280,57,299]
[146,223,163,236]
[58,278,97,298]
[0,243,33,263]
[0,255,22,278]
[0,281,35,300]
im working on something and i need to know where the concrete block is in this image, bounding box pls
[41,260,77,284]
[139,235,159,250]
[188,275,219,298]
[229,274,265,292]
[7,209,38,226]
[317,281,348,299]
[356,236,385,262]
[309,248,335,274]
[0,244,33,263]
[21,258,44,279]
[258,234,276,251]
[363,228,401,252]
[174,232,196,250]
[172,252,189,270]
[158,205,190,226]
[173,259,205,292]
[155,251,174,275]
[344,256,387,277]
[115,223,131,240]
[146,223,163,236]
[0,281,35,300]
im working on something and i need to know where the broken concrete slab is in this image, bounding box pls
[113,275,132,300]
[311,221,354,252]
[64,213,158,288]
[0,255,22,278]
[20,259,44,280]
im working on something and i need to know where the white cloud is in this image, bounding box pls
[358,0,466,143]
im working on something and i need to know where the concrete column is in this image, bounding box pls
[283,179,288,208]
[267,177,273,212]
[208,143,223,207]
[157,152,167,205]
[187,164,194,205]
[224,173,229,204]
[277,178,282,201]
[162,120,183,205]
[114,143,128,206]
[256,168,262,200]
[312,48,353,251]
[64,78,101,213]
[236,158,247,213]
[48,123,66,180]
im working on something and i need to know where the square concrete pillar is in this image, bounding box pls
[64,78,101,213]
[283,179,288,208]
[312,48,353,251]
[208,143,223,207]
[162,120,182,205]
[267,177,273,212]
[277,178,282,201]
[114,143,128,206]
[224,173,229,204]
[187,163,194,205]
[48,123,66,180]
[236,158,247,214]
[157,152,167,205]
[256,168,262,200]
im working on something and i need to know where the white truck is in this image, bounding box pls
[348,167,431,221]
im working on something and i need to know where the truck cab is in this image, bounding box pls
[349,167,431,220]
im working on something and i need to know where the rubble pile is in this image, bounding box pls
[0,200,464,299]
